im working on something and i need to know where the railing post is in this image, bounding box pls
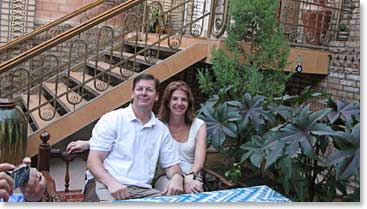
[38,131,51,171]
[207,0,216,38]
[64,160,70,192]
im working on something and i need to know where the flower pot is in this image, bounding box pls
[0,98,27,165]
[337,31,349,41]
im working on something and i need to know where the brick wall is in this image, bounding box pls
[35,0,95,23]
[286,0,360,104]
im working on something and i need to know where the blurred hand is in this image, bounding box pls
[184,175,203,194]
[0,163,15,202]
[66,140,90,153]
[107,183,130,200]
[161,173,183,196]
[20,157,46,202]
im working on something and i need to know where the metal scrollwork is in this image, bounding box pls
[210,0,229,38]
[189,0,206,37]
[191,23,202,37]
[147,1,166,34]
[121,13,140,73]
[39,55,59,121]
[167,0,184,49]
[168,32,182,49]
[144,2,164,64]
[67,39,88,108]
[94,26,113,92]
[144,48,158,64]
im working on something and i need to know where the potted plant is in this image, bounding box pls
[337,23,350,41]
[148,6,167,34]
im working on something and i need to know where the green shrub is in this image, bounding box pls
[198,0,291,100]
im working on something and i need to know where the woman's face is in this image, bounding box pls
[169,89,189,116]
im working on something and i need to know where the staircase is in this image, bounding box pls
[0,0,217,157]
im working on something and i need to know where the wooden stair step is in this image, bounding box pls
[20,94,61,130]
[87,61,137,79]
[111,51,163,66]
[124,40,182,53]
[69,72,113,96]
[124,32,184,50]
[43,82,87,112]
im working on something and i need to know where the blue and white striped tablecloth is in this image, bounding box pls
[117,185,290,202]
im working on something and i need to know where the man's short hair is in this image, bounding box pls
[132,74,160,91]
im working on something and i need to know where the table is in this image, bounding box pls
[116,185,291,203]
[1,193,24,202]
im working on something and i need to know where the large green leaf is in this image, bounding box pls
[237,93,268,133]
[273,106,332,158]
[270,104,292,121]
[332,123,359,150]
[278,126,315,158]
[198,102,240,149]
[264,136,285,169]
[327,98,360,125]
[327,123,360,180]
[335,150,359,180]
[310,123,337,136]
[240,135,266,168]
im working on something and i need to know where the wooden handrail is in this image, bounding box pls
[0,0,141,73]
[202,167,236,188]
[0,0,106,54]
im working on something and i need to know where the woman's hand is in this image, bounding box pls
[184,174,203,194]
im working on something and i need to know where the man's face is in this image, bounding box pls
[131,79,158,110]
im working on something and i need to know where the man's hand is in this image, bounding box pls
[20,168,46,201]
[107,183,130,200]
[161,173,184,195]
[0,163,15,202]
[184,175,203,194]
[20,157,46,202]
[66,140,90,153]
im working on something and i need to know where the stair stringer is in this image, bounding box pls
[26,41,208,157]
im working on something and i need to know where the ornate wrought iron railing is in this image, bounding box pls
[279,0,354,48]
[0,0,118,64]
[0,0,227,135]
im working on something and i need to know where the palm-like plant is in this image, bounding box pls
[198,88,360,201]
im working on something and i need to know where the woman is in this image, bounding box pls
[156,80,207,194]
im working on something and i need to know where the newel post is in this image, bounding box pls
[38,131,51,171]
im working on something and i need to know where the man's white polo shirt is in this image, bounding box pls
[89,105,180,188]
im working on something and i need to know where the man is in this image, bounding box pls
[87,73,184,201]
[0,158,46,202]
